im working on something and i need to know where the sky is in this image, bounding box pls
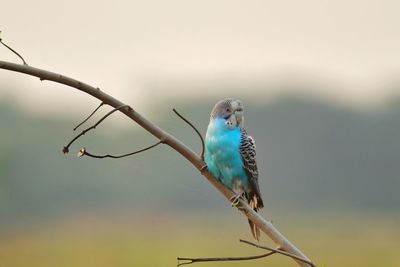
[1,0,400,116]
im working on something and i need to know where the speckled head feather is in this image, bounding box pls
[210,98,244,127]
[210,98,233,118]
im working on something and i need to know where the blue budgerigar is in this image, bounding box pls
[205,99,264,240]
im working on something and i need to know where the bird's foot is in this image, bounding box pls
[200,164,208,174]
[230,191,245,207]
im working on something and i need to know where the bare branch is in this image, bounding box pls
[77,141,163,159]
[0,59,314,267]
[73,102,104,131]
[63,105,130,155]
[0,32,27,65]
[177,251,276,266]
[173,108,205,160]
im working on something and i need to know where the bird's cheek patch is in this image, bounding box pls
[225,115,238,129]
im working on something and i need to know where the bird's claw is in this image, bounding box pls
[200,164,208,174]
[231,198,240,207]
[230,191,245,207]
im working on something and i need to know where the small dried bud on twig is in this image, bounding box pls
[77,147,86,158]
[62,146,69,155]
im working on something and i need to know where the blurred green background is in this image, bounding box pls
[2,0,400,266]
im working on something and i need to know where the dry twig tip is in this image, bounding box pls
[0,32,28,65]
[77,148,86,158]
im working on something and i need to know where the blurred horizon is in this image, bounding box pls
[1,92,399,219]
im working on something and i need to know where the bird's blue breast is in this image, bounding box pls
[205,118,249,191]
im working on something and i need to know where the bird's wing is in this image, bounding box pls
[239,128,264,209]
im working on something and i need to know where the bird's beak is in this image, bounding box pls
[234,108,243,125]
[231,100,243,125]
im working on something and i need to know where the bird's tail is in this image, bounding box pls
[248,194,263,241]
[248,218,260,241]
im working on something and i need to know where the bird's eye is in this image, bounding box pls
[226,108,231,112]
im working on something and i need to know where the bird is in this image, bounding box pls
[205,98,264,240]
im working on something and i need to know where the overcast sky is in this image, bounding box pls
[1,0,400,116]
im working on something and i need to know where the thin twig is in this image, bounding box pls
[77,141,163,159]
[73,102,104,131]
[240,239,316,267]
[177,251,276,266]
[63,105,130,154]
[0,33,27,65]
[173,108,205,160]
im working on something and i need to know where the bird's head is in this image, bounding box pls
[210,99,244,128]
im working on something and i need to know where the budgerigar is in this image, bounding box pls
[205,99,264,240]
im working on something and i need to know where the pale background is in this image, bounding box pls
[1,1,399,267]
